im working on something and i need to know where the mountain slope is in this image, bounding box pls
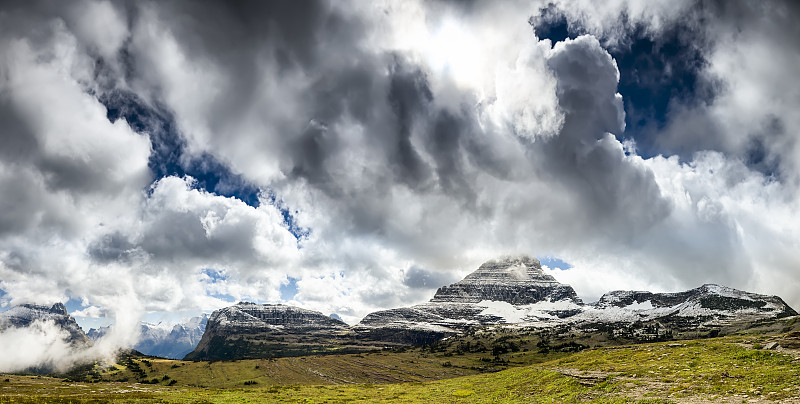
[184,303,387,360]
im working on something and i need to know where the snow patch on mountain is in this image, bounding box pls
[627,300,653,310]
[478,300,526,323]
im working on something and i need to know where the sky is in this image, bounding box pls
[1,0,800,346]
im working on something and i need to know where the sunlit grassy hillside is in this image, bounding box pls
[2,330,800,403]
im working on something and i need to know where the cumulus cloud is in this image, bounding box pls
[1,0,800,370]
[0,320,77,373]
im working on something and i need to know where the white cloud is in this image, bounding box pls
[0,320,76,373]
[1,0,800,372]
[71,306,104,318]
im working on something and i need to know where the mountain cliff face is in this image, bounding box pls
[186,256,798,360]
[184,303,383,360]
[358,258,796,340]
[573,284,798,331]
[87,315,208,359]
[0,303,89,346]
[356,256,583,343]
[431,256,581,304]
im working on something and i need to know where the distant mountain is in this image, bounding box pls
[87,314,208,359]
[186,255,798,360]
[0,303,89,346]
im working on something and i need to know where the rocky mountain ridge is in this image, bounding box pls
[5,256,791,362]
[0,303,89,346]
[185,255,797,360]
[430,256,582,305]
[184,303,364,360]
[87,314,208,359]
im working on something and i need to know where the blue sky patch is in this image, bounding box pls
[100,90,261,207]
[534,8,708,160]
[201,268,230,283]
[100,90,313,240]
[608,26,707,158]
[280,277,299,300]
[538,256,572,270]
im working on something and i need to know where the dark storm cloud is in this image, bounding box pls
[386,63,435,190]
[403,266,459,289]
[125,0,678,259]
[539,36,671,238]
[87,232,136,263]
[2,0,799,332]
[129,0,369,138]
[0,99,39,164]
[600,0,800,180]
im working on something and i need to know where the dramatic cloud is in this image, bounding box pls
[1,0,800,368]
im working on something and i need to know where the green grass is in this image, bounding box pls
[2,333,800,403]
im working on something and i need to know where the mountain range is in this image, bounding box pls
[1,255,796,362]
[86,315,208,359]
[0,303,89,346]
[185,256,797,360]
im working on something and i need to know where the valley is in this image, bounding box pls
[3,327,800,403]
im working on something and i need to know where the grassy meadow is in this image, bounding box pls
[2,330,800,403]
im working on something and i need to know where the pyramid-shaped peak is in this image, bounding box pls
[462,255,554,284]
[431,255,581,305]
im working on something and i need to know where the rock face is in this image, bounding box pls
[431,256,581,305]
[0,303,89,346]
[187,255,798,360]
[595,284,796,316]
[184,303,383,360]
[201,303,347,333]
[576,284,798,331]
[355,256,583,344]
[88,315,208,359]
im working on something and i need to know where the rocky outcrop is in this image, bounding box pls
[355,256,583,343]
[574,283,799,334]
[202,303,348,333]
[184,303,385,360]
[595,284,796,317]
[0,303,89,346]
[431,256,582,304]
